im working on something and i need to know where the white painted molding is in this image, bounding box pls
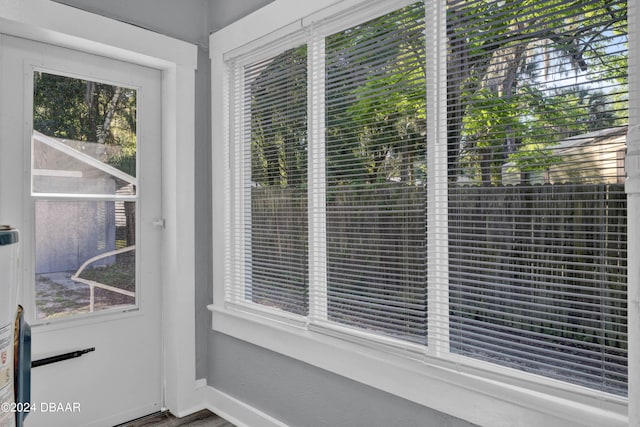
[626,0,639,425]
[0,0,196,68]
[203,386,288,427]
[627,127,640,427]
[209,307,627,427]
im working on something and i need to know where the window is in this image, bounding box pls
[32,72,139,320]
[446,0,628,396]
[224,0,628,403]
[323,2,427,344]
[233,45,309,316]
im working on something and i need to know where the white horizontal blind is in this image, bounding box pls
[322,2,428,344]
[446,0,628,395]
[238,45,309,315]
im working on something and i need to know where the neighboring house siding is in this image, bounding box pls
[502,127,627,186]
[32,132,134,274]
[35,198,116,274]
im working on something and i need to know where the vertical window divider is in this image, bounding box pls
[626,0,639,419]
[241,63,254,304]
[222,61,232,306]
[232,61,248,305]
[426,0,450,357]
[308,26,328,323]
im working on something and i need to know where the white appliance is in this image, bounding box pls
[0,226,27,427]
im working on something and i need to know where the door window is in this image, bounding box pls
[32,72,139,320]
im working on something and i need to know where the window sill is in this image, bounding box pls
[208,303,627,427]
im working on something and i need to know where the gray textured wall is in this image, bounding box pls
[209,331,476,427]
[53,0,209,45]
[207,0,275,33]
[194,46,212,379]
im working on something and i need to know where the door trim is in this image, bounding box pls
[0,0,200,416]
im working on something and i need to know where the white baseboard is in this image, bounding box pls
[164,379,209,418]
[202,386,287,427]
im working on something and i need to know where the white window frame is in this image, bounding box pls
[210,0,636,425]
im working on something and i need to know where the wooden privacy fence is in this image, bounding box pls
[250,183,627,359]
[325,183,427,342]
[249,183,427,330]
[448,184,626,344]
[448,183,627,394]
[250,187,309,315]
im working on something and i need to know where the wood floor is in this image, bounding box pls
[116,410,235,427]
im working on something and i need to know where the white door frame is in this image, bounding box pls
[0,0,200,417]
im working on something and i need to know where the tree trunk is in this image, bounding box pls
[98,86,122,144]
[84,81,98,141]
[125,201,136,246]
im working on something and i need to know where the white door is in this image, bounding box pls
[0,35,163,427]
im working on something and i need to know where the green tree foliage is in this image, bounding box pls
[249,47,307,188]
[326,2,426,187]
[249,0,626,188]
[33,72,137,173]
[448,0,627,185]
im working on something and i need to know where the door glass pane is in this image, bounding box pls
[32,131,137,196]
[34,200,136,320]
[32,72,137,195]
[32,72,138,320]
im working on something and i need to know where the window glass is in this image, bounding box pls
[324,2,427,343]
[244,46,309,315]
[446,0,628,395]
[33,72,137,196]
[32,72,138,320]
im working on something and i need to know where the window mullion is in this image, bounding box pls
[221,61,232,307]
[232,61,248,305]
[309,28,328,322]
[426,0,450,356]
[626,0,640,419]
